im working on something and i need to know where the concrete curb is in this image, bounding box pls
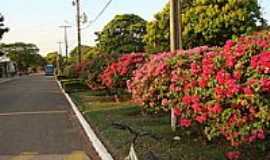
[0,77,17,84]
[56,80,114,160]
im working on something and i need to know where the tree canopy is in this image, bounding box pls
[45,51,58,66]
[69,45,100,62]
[96,14,147,54]
[144,0,264,53]
[0,42,45,71]
[0,14,9,40]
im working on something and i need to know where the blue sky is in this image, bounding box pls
[0,0,270,56]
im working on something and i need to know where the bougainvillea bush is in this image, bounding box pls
[128,46,213,113]
[128,31,270,151]
[100,53,145,94]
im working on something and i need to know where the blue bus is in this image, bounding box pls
[45,64,54,76]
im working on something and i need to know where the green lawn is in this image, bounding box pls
[70,91,269,160]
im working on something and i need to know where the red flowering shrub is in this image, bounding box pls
[225,151,241,160]
[100,53,145,93]
[128,46,211,113]
[128,31,270,148]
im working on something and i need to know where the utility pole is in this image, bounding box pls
[57,41,63,75]
[170,0,180,52]
[59,25,71,62]
[73,0,82,64]
[170,0,180,132]
[57,41,63,55]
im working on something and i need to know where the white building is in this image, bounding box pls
[0,53,16,78]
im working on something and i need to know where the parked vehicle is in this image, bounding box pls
[45,64,54,76]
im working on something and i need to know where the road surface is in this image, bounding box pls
[0,75,93,160]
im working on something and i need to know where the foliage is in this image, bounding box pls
[63,64,77,79]
[73,90,270,160]
[144,0,264,53]
[61,79,88,93]
[85,52,121,90]
[128,46,211,113]
[96,14,147,54]
[128,31,270,150]
[62,61,90,79]
[144,4,170,54]
[74,61,90,80]
[0,42,45,71]
[69,45,100,62]
[182,0,263,47]
[0,14,9,40]
[100,53,145,93]
[144,1,194,53]
[45,52,58,66]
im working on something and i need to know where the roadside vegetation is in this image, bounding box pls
[58,1,270,160]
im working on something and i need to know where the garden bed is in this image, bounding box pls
[70,91,270,160]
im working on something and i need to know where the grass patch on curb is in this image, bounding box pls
[70,91,269,160]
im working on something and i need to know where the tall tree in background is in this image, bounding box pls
[0,43,44,71]
[69,45,100,62]
[45,51,58,66]
[0,13,9,40]
[144,0,264,53]
[96,14,147,54]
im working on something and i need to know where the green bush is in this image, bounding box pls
[61,79,88,93]
[85,52,121,90]
[63,65,77,79]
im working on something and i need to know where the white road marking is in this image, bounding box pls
[0,110,68,116]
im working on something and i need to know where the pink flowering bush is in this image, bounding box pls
[128,31,270,149]
[100,53,145,94]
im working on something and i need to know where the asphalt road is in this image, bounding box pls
[0,75,91,160]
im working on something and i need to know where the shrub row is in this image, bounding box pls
[128,31,270,147]
[64,31,270,152]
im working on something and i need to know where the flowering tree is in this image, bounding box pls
[129,31,270,152]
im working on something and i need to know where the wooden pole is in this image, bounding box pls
[170,0,180,52]
[178,0,183,49]
[170,0,180,131]
[76,0,82,64]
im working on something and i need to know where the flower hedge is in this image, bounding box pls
[100,53,145,93]
[128,31,270,147]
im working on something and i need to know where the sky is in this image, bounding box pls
[0,0,270,56]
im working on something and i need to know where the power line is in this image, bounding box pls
[81,0,113,30]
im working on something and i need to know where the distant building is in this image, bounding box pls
[0,51,16,78]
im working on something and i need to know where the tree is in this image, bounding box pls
[144,4,170,53]
[96,14,147,54]
[45,51,58,66]
[69,45,100,62]
[0,13,9,40]
[0,42,43,71]
[144,0,264,53]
